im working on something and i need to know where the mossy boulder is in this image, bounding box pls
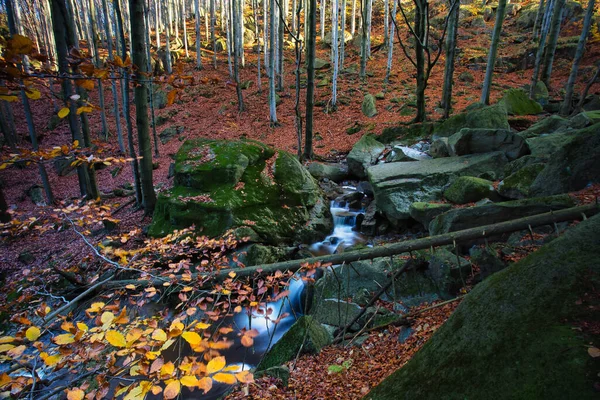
[307,162,349,182]
[148,139,332,244]
[347,135,385,178]
[432,104,509,139]
[377,122,434,144]
[409,202,452,228]
[256,316,332,371]
[498,163,546,199]
[362,94,378,117]
[570,110,600,129]
[429,194,575,235]
[499,88,543,116]
[367,213,600,400]
[444,176,497,204]
[517,114,569,139]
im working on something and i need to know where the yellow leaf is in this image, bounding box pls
[9,34,33,55]
[41,352,62,367]
[130,365,141,376]
[195,322,211,330]
[105,330,126,348]
[25,89,41,100]
[160,338,175,351]
[125,328,142,347]
[0,337,14,344]
[197,377,212,393]
[123,381,151,400]
[115,385,131,397]
[151,329,167,342]
[76,79,94,91]
[58,107,70,119]
[179,375,199,387]
[25,327,40,341]
[0,344,15,353]
[228,271,236,278]
[66,388,85,400]
[163,380,180,400]
[73,140,79,148]
[76,322,88,332]
[212,373,236,384]
[0,95,18,102]
[53,333,75,345]
[181,331,201,346]
[76,106,93,115]
[101,311,115,327]
[589,347,600,358]
[0,163,7,170]
[206,356,225,374]
[160,361,175,376]
[125,284,136,290]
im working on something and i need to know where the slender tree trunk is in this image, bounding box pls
[0,185,10,223]
[294,0,303,158]
[480,0,507,105]
[540,0,566,88]
[195,0,203,68]
[304,0,316,159]
[232,0,245,110]
[340,0,346,68]
[384,0,396,83]
[182,0,189,57]
[441,0,459,118]
[164,0,173,73]
[359,0,368,79]
[414,0,427,122]
[143,0,160,156]
[351,0,356,35]
[253,0,262,90]
[573,64,600,114]
[320,0,326,40]
[532,0,545,41]
[129,0,156,212]
[529,0,553,98]
[560,0,596,116]
[211,0,217,67]
[383,0,388,48]
[269,0,278,123]
[88,0,109,140]
[226,0,233,76]
[331,0,339,107]
[277,0,284,91]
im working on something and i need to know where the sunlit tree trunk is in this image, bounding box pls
[182,0,190,57]
[232,0,245,110]
[480,0,506,105]
[164,0,173,73]
[339,0,346,68]
[253,0,262,89]
[351,0,356,35]
[540,0,566,88]
[384,0,396,83]
[129,0,157,212]
[359,0,369,79]
[560,0,596,116]
[331,0,339,107]
[269,0,278,123]
[304,0,316,159]
[195,0,203,68]
[211,0,217,67]
[155,0,161,49]
[225,0,233,76]
[320,0,326,40]
[277,0,284,91]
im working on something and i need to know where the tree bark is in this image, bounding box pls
[195,0,203,69]
[129,0,157,213]
[540,0,566,88]
[304,0,316,159]
[441,0,460,118]
[480,0,507,105]
[0,185,10,223]
[232,0,245,110]
[529,0,554,98]
[560,0,596,115]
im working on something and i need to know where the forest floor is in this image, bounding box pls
[1,1,600,398]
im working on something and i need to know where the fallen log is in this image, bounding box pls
[104,202,600,289]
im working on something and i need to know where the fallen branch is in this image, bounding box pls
[105,202,600,290]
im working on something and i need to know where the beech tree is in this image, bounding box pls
[481,0,506,105]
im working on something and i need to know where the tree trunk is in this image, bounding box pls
[441,0,460,118]
[232,0,245,110]
[359,0,368,79]
[414,0,427,122]
[129,0,157,213]
[277,0,284,91]
[529,0,553,98]
[540,0,566,88]
[321,0,326,40]
[268,0,278,123]
[560,0,596,116]
[331,0,339,107]
[211,0,217,67]
[195,0,203,69]
[253,0,262,90]
[0,185,10,223]
[480,0,507,105]
[384,0,396,83]
[351,0,356,35]
[304,0,316,159]
[340,0,347,68]
[164,0,173,73]
[532,0,545,41]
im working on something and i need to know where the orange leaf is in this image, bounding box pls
[166,89,177,106]
[76,79,94,91]
[163,380,180,400]
[235,370,254,384]
[240,335,253,347]
[197,377,213,393]
[206,356,225,374]
[66,388,85,400]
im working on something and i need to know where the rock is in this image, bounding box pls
[447,128,530,161]
[397,326,414,343]
[570,110,600,129]
[458,71,474,83]
[505,2,522,17]
[307,162,349,182]
[323,30,353,46]
[378,122,434,144]
[429,194,575,235]
[335,191,364,210]
[347,135,385,179]
[54,157,77,177]
[517,114,569,139]
[526,130,577,157]
[254,366,290,386]
[148,139,332,244]
[498,163,546,199]
[469,245,506,280]
[46,114,62,131]
[368,152,508,224]
[483,6,494,21]
[362,94,378,117]
[444,176,497,205]
[532,81,549,105]
[470,16,486,28]
[244,244,287,266]
[409,202,452,229]
[27,185,45,206]
[214,37,227,52]
[429,138,450,158]
[432,104,510,139]
[313,57,330,70]
[359,201,379,235]
[368,214,600,400]
[529,123,600,196]
[18,251,35,264]
[375,92,385,100]
[159,125,185,144]
[516,4,538,29]
[499,88,543,116]
[312,299,363,329]
[243,29,255,46]
[357,181,374,197]
[256,316,332,371]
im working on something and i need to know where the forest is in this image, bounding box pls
[0,0,599,398]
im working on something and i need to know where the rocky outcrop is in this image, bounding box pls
[499,88,543,116]
[307,162,349,182]
[432,104,510,139]
[447,128,530,160]
[367,152,508,225]
[347,135,385,178]
[429,194,575,235]
[444,176,498,204]
[367,213,600,400]
[148,139,332,244]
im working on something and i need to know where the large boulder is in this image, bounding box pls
[362,94,378,117]
[447,128,530,160]
[498,163,546,199]
[256,316,332,372]
[367,152,508,225]
[429,194,575,235]
[347,135,385,179]
[367,214,600,400]
[148,139,332,244]
[444,176,497,204]
[529,122,600,196]
[499,88,543,116]
[517,114,569,139]
[323,30,353,46]
[409,202,452,228]
[432,104,510,139]
[307,162,349,182]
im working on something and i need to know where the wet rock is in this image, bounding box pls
[335,191,364,210]
[159,126,185,144]
[307,162,349,182]
[347,135,385,179]
[27,185,45,206]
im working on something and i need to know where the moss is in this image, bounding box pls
[377,122,434,144]
[498,163,546,199]
[256,316,332,371]
[433,104,509,138]
[444,176,496,204]
[500,88,543,116]
[367,215,600,400]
